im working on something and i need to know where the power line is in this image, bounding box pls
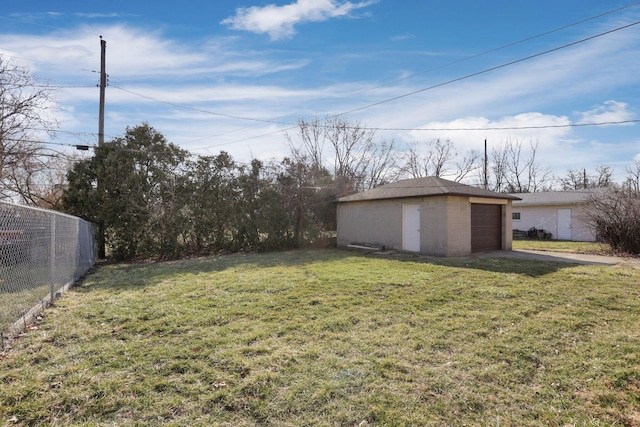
[99,2,640,137]
[25,128,99,137]
[368,119,640,132]
[3,7,638,151]
[337,20,640,117]
[3,119,635,161]
[195,126,298,150]
[205,20,640,148]
[1,137,96,150]
[33,84,95,88]
[5,117,638,153]
[111,85,295,126]
[344,1,640,98]
[196,119,640,149]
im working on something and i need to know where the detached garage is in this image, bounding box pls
[336,177,520,257]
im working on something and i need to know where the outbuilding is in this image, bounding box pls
[509,189,599,242]
[336,176,520,257]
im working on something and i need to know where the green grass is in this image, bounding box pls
[513,239,614,255]
[1,249,640,426]
[0,265,52,335]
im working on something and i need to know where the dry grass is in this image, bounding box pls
[1,249,639,426]
[513,239,614,255]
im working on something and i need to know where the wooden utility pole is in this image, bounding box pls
[97,36,107,259]
[98,36,106,146]
[484,138,488,190]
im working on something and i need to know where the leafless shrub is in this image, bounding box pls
[583,187,640,254]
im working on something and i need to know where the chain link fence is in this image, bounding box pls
[0,202,97,348]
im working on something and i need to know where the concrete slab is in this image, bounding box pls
[481,249,640,268]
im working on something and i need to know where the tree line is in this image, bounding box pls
[59,121,640,259]
[3,55,640,257]
[61,124,331,259]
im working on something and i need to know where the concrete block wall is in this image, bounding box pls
[444,196,472,257]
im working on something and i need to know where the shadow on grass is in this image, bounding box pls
[73,249,357,293]
[73,247,608,295]
[364,249,594,278]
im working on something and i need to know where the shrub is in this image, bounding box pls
[583,188,640,254]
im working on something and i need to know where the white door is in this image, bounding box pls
[557,208,572,240]
[402,204,420,252]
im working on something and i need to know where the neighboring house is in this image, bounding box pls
[509,190,598,242]
[336,176,520,257]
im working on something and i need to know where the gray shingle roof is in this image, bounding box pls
[510,189,601,206]
[337,177,520,203]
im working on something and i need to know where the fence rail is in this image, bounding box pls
[0,202,97,347]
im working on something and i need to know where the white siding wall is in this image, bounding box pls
[511,204,596,242]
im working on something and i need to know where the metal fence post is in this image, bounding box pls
[50,214,56,304]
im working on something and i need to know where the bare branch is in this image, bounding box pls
[0,54,60,204]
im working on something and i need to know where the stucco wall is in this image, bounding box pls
[336,199,402,249]
[453,196,478,256]
[425,196,472,257]
[419,196,449,256]
[511,204,595,241]
[503,202,514,250]
[337,196,475,256]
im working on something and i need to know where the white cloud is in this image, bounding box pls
[1,15,639,177]
[0,25,308,82]
[577,100,635,125]
[221,0,377,40]
[74,13,131,19]
[391,32,414,42]
[406,113,572,154]
[0,25,207,79]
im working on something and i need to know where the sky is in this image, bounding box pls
[1,0,639,183]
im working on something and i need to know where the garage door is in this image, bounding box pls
[471,204,502,252]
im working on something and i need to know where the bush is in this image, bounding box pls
[583,188,640,254]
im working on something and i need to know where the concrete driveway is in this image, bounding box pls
[482,249,640,269]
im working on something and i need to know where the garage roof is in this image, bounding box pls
[337,177,521,203]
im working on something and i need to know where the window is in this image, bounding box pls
[512,212,521,221]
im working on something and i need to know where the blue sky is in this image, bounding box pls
[1,0,639,182]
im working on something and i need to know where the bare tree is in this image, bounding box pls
[559,168,589,190]
[559,164,615,190]
[0,55,58,204]
[2,151,75,209]
[624,160,640,192]
[452,149,481,182]
[595,164,614,188]
[325,117,377,194]
[486,143,508,192]
[359,138,398,190]
[286,116,397,196]
[486,138,552,193]
[400,138,480,182]
[400,139,452,178]
[285,118,325,168]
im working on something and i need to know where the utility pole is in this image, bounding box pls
[98,36,106,146]
[484,138,488,190]
[97,36,107,259]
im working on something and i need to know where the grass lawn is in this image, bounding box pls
[513,239,614,255]
[0,266,52,335]
[1,249,640,426]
